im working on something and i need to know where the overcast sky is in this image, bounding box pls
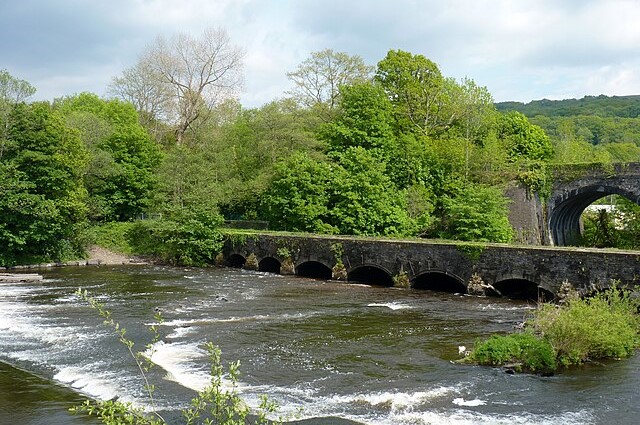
[1,0,639,107]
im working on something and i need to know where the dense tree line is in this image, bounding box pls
[496,95,640,119]
[497,95,640,164]
[3,28,638,266]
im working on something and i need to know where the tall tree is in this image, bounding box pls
[0,102,88,265]
[323,82,396,153]
[287,49,373,118]
[0,70,36,152]
[374,49,447,136]
[112,27,244,145]
[108,58,174,141]
[56,93,163,222]
[439,183,514,243]
[497,111,553,163]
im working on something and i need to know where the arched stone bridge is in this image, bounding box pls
[222,233,640,300]
[548,163,640,246]
[507,162,640,246]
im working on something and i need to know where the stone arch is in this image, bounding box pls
[296,261,332,280]
[549,184,640,246]
[258,257,281,273]
[412,271,466,294]
[347,264,394,287]
[225,253,246,268]
[494,278,553,301]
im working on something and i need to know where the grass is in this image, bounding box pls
[85,222,136,255]
[466,285,640,373]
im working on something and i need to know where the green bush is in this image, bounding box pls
[468,286,640,373]
[469,332,556,372]
[128,208,224,266]
[532,287,640,366]
[87,222,136,254]
[439,183,514,243]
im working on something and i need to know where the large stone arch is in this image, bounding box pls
[258,256,281,273]
[412,270,466,294]
[347,264,394,287]
[493,276,554,301]
[548,184,640,246]
[296,260,333,280]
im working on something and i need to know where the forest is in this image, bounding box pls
[1,28,639,267]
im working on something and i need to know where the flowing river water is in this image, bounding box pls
[1,265,639,424]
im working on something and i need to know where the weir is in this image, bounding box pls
[222,233,640,300]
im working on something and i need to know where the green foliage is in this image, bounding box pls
[455,243,486,262]
[261,152,335,233]
[0,102,88,266]
[0,69,36,141]
[73,290,282,425]
[128,208,223,267]
[404,184,435,236]
[497,96,640,165]
[392,270,410,289]
[330,242,344,266]
[374,49,445,136]
[322,82,396,153]
[276,247,291,259]
[468,286,640,373]
[531,286,640,366]
[497,111,553,163]
[56,93,163,222]
[469,332,556,372]
[579,196,640,250]
[207,99,324,219]
[87,222,137,255]
[264,147,419,236]
[439,183,513,243]
[496,95,640,119]
[515,161,551,197]
[127,143,229,266]
[327,147,415,236]
[581,208,619,248]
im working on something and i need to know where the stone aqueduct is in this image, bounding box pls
[547,163,640,245]
[222,234,640,300]
[509,162,640,246]
[222,163,640,300]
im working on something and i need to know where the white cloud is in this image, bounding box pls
[1,0,638,107]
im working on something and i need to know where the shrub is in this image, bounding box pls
[467,286,640,373]
[532,286,640,366]
[469,332,556,372]
[128,208,223,267]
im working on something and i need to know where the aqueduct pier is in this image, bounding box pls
[222,233,640,300]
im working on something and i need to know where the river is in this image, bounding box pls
[1,265,639,424]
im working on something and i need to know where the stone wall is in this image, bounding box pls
[504,184,547,245]
[223,234,640,297]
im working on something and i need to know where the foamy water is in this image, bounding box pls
[367,302,413,310]
[144,341,211,392]
[0,267,629,425]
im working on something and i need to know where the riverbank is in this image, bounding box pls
[1,246,148,270]
[85,245,148,265]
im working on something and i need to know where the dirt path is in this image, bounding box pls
[86,246,148,265]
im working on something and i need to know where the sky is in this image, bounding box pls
[1,0,639,108]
